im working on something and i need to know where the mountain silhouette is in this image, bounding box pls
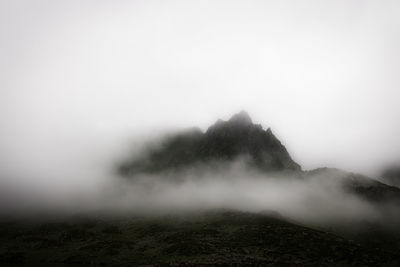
[119,111,300,175]
[118,111,400,205]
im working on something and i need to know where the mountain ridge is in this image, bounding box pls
[119,111,301,175]
[118,111,400,205]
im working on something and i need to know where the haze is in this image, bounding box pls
[1,0,400,199]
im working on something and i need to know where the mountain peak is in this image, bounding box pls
[119,111,301,176]
[228,110,253,126]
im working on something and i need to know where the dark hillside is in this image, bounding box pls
[0,210,398,266]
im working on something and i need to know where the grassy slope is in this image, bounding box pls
[0,210,399,266]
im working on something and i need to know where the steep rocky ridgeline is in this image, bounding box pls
[119,111,300,175]
[118,111,400,207]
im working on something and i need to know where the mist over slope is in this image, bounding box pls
[1,111,400,230]
[105,111,400,227]
[381,166,400,187]
[2,111,400,265]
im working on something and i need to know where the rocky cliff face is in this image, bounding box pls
[201,111,300,171]
[119,111,300,175]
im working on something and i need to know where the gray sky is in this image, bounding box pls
[1,0,400,179]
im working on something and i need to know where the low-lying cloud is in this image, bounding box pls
[1,146,396,230]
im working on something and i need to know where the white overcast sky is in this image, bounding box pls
[1,0,400,178]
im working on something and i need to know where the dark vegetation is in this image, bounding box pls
[1,210,399,266]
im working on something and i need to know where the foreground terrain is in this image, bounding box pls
[0,210,399,266]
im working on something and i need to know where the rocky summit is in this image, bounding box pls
[119,111,301,175]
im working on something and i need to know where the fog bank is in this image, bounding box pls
[2,152,397,229]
